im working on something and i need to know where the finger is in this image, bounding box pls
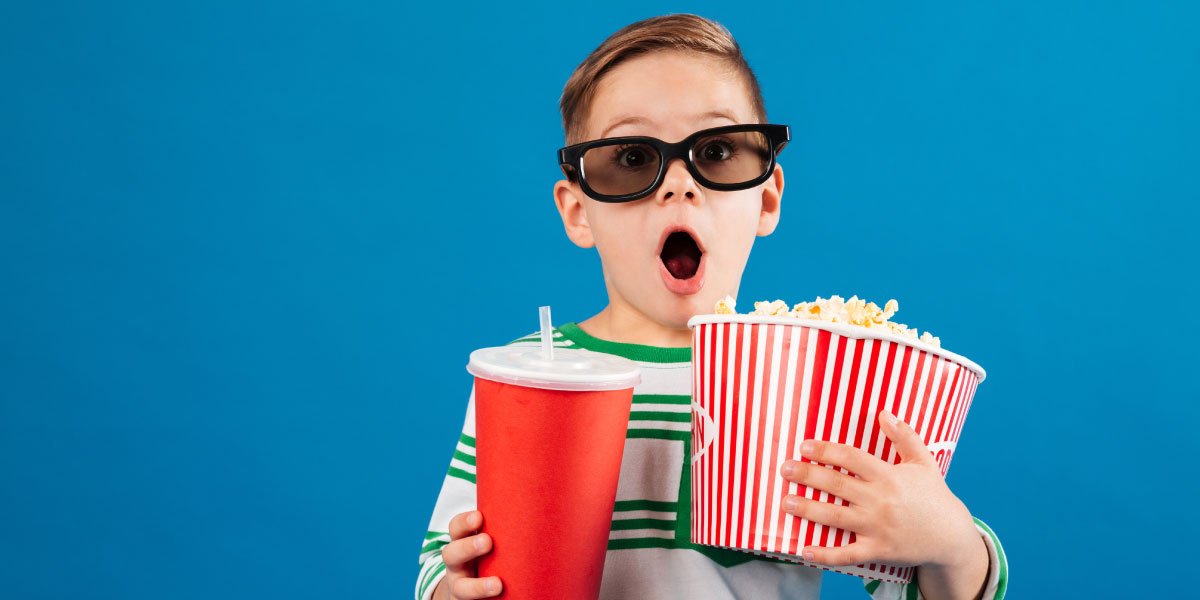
[782,494,863,531]
[449,510,482,540]
[878,410,934,466]
[441,533,491,571]
[450,575,503,599]
[780,459,867,503]
[795,439,886,481]
[801,542,876,567]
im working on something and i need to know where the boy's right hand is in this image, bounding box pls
[432,510,503,599]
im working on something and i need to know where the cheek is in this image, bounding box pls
[589,207,652,266]
[710,200,763,251]
[597,235,643,268]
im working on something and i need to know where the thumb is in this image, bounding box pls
[878,410,933,466]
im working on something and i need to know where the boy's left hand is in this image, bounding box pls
[778,410,980,571]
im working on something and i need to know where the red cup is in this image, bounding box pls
[467,345,640,599]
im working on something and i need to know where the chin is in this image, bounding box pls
[654,294,710,330]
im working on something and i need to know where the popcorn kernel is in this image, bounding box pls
[727,295,939,347]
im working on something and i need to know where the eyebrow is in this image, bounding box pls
[600,110,739,138]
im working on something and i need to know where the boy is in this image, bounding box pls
[417,14,1006,600]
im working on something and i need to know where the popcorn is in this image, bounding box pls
[752,299,791,316]
[720,294,941,347]
[715,295,737,315]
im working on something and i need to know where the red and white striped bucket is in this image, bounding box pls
[686,314,986,584]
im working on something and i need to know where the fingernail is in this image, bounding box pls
[485,578,498,594]
[884,412,898,426]
[474,535,486,551]
[783,496,798,511]
[781,461,794,476]
[803,549,815,561]
[800,440,815,455]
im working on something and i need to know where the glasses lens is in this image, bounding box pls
[691,130,772,186]
[581,142,661,197]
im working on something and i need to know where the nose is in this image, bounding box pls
[654,158,703,206]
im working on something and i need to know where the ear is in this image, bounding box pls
[554,178,595,248]
[756,162,785,237]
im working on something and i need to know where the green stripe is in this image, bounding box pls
[626,429,689,441]
[974,517,1008,600]
[864,579,881,595]
[424,561,447,598]
[447,466,476,484]
[632,394,691,405]
[613,499,678,513]
[420,530,450,551]
[417,563,434,598]
[905,580,919,600]
[452,449,476,466]
[610,518,676,531]
[508,339,570,346]
[418,558,446,598]
[420,537,448,555]
[607,537,677,551]
[556,322,691,363]
[629,410,690,422]
[459,433,475,448]
[507,329,565,345]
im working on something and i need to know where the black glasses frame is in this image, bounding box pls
[557,123,791,203]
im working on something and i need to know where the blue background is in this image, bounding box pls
[2,1,1197,598]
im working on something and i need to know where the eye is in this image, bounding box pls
[616,145,653,168]
[698,140,735,162]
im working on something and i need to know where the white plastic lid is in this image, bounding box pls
[466,345,642,391]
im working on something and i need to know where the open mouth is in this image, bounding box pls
[660,229,703,280]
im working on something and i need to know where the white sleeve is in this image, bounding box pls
[415,384,479,600]
[863,517,1007,600]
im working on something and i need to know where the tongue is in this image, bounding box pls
[664,253,699,279]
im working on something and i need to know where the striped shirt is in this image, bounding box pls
[417,322,1007,600]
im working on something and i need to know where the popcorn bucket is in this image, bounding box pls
[686,315,986,584]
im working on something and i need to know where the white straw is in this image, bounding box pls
[539,305,554,360]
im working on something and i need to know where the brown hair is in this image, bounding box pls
[559,14,768,146]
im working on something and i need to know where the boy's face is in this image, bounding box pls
[553,50,784,332]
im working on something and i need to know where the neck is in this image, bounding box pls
[576,302,692,348]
